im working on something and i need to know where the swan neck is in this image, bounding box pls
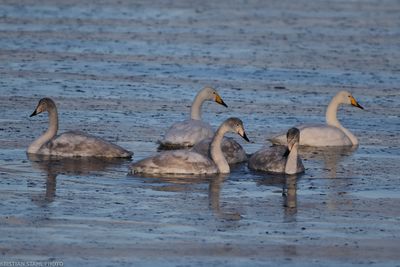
[325,95,341,127]
[285,145,298,175]
[210,125,230,173]
[27,106,59,154]
[325,94,358,145]
[190,92,205,120]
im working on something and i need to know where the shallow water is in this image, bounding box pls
[0,0,400,266]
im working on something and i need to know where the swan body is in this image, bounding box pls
[28,98,133,158]
[269,91,364,147]
[160,119,214,148]
[249,128,304,174]
[131,117,249,175]
[191,137,247,164]
[159,86,227,149]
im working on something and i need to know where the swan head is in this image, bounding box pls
[337,90,364,110]
[30,98,57,117]
[283,127,300,157]
[224,117,250,142]
[200,86,228,108]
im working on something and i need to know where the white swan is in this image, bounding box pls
[158,86,227,149]
[269,91,364,147]
[191,137,247,164]
[131,118,249,175]
[28,98,133,158]
[249,128,304,174]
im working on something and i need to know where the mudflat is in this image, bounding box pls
[0,0,399,266]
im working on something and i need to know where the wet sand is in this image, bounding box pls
[0,0,399,266]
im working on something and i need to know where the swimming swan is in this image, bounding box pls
[158,86,227,149]
[191,137,247,164]
[269,91,364,147]
[249,128,304,174]
[27,98,133,158]
[131,118,249,175]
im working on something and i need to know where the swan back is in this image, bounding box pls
[131,150,218,175]
[37,131,133,158]
[191,136,247,164]
[160,119,214,148]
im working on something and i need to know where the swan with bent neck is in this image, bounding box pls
[249,128,304,174]
[131,118,249,175]
[28,98,132,158]
[158,86,228,149]
[269,91,364,147]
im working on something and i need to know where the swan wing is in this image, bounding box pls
[159,119,214,148]
[40,131,132,158]
[248,145,286,173]
[131,150,218,175]
[192,137,247,164]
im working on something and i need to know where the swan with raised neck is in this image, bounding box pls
[27,98,59,154]
[325,90,363,145]
[159,86,228,149]
[28,98,132,158]
[269,90,364,147]
[190,86,227,120]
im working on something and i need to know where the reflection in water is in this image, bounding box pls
[300,146,357,178]
[300,146,357,211]
[130,172,241,221]
[208,174,241,221]
[28,154,130,206]
[257,173,301,222]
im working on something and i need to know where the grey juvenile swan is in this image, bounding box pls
[131,118,249,175]
[28,98,132,158]
[249,128,304,174]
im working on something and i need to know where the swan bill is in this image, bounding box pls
[215,94,228,108]
[350,96,364,110]
[240,131,250,142]
[30,110,38,117]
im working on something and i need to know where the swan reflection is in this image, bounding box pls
[28,154,130,206]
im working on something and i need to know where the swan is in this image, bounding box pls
[269,91,364,147]
[191,137,247,164]
[28,98,133,158]
[249,128,304,174]
[131,118,249,175]
[158,86,227,149]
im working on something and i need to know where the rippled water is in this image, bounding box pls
[0,0,399,266]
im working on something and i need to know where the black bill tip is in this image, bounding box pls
[30,110,37,117]
[241,131,250,142]
[220,99,228,108]
[355,102,364,110]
